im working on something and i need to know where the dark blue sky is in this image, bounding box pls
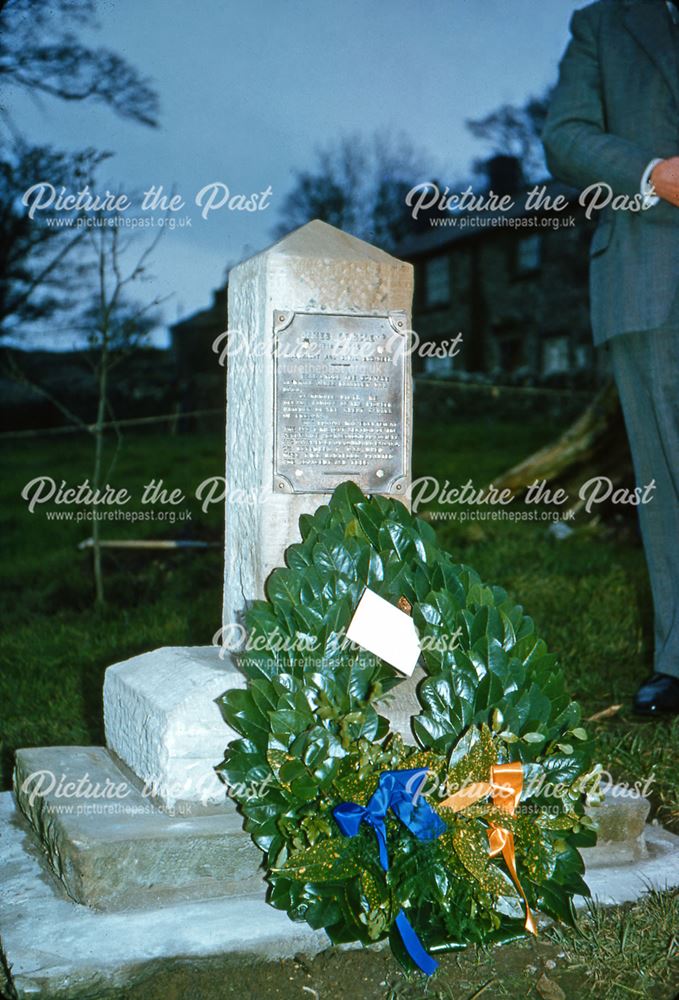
[10,0,584,345]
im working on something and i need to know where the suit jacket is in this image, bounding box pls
[542,0,679,343]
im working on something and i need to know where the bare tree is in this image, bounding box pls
[275,130,431,249]
[0,0,160,337]
[0,0,168,599]
[0,0,159,127]
[77,222,164,605]
[0,139,109,337]
[4,218,166,603]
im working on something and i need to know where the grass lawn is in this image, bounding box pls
[1,410,677,999]
[0,427,226,786]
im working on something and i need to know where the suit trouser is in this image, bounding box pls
[608,327,679,680]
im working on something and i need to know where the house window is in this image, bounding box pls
[423,353,455,377]
[516,235,541,274]
[542,336,570,375]
[424,255,450,306]
[574,343,589,370]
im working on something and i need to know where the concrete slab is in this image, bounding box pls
[0,792,327,999]
[13,746,263,910]
[2,789,679,998]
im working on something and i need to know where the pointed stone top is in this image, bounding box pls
[256,219,403,265]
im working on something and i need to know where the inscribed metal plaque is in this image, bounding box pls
[273,310,408,495]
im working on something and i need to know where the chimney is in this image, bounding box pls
[485,155,524,196]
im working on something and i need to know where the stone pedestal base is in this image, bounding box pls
[102,644,424,819]
[103,646,244,811]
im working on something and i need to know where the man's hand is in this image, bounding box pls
[650,157,679,206]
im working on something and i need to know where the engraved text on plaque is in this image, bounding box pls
[273,311,408,495]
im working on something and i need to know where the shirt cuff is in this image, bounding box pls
[641,158,663,208]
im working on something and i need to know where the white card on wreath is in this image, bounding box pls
[346,588,421,676]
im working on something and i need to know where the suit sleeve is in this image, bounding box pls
[542,6,658,197]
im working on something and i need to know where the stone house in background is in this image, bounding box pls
[169,284,227,425]
[395,157,604,385]
[170,284,228,375]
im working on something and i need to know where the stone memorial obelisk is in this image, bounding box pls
[223,219,414,627]
[100,220,415,811]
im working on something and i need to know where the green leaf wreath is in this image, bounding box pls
[218,482,597,972]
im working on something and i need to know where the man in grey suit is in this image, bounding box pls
[543,0,679,715]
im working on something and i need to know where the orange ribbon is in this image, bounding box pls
[440,760,537,935]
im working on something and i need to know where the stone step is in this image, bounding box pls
[2,788,679,999]
[0,792,325,1000]
[13,746,263,911]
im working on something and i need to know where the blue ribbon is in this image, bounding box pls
[333,767,446,975]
